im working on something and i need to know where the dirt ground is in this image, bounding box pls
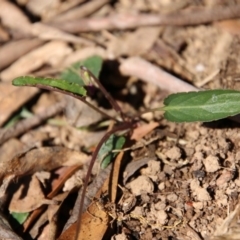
[1,1,240,240]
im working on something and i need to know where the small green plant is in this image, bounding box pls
[12,56,240,239]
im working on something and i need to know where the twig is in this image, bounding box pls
[0,100,65,145]
[49,5,240,32]
[119,57,197,93]
[50,0,109,23]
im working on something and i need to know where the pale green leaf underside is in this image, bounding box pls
[98,134,126,169]
[11,212,29,224]
[60,55,103,84]
[163,89,240,122]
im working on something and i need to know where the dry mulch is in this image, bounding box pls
[1,1,240,240]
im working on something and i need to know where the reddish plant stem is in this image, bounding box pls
[80,66,127,121]
[31,84,118,121]
[74,121,134,240]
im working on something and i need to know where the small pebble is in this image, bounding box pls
[203,155,220,173]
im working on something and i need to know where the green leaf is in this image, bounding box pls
[60,55,103,85]
[12,56,102,98]
[98,134,126,169]
[11,212,29,224]
[163,89,240,122]
[12,76,87,97]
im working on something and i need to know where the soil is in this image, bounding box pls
[1,1,240,240]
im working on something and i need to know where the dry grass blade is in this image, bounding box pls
[210,204,240,240]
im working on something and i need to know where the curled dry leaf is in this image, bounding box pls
[9,175,58,213]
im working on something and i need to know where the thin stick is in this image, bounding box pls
[0,100,65,145]
[50,5,240,33]
[74,121,133,240]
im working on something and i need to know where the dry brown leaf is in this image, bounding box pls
[0,83,39,126]
[9,175,58,213]
[49,166,81,198]
[58,177,110,240]
[0,146,89,184]
[131,121,159,141]
[23,166,80,233]
[0,41,72,81]
[107,27,161,57]
[63,167,85,192]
